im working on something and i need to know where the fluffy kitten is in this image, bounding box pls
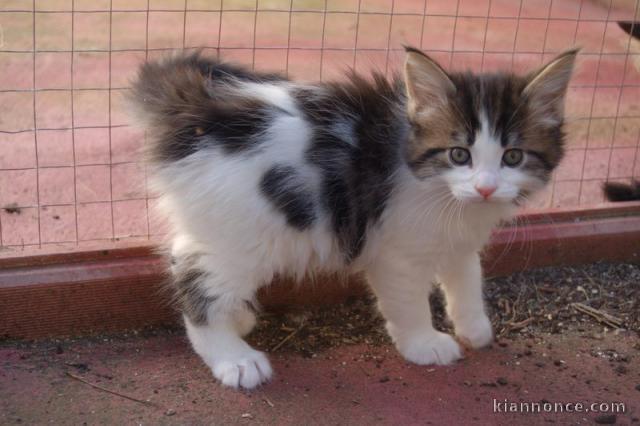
[131,47,577,389]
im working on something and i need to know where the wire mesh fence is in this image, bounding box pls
[0,0,639,254]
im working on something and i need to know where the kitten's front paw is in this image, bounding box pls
[396,331,462,366]
[210,349,272,389]
[455,314,493,349]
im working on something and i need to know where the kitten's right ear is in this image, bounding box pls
[403,46,455,117]
[522,48,579,125]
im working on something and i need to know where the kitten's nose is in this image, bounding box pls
[475,185,497,199]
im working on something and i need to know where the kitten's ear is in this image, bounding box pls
[403,47,455,117]
[523,48,579,124]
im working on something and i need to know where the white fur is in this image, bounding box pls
[152,85,520,389]
[185,316,272,388]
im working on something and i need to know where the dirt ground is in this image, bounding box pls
[1,262,639,425]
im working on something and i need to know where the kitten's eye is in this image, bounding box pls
[449,147,471,166]
[502,149,524,167]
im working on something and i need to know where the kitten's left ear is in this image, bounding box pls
[523,48,579,124]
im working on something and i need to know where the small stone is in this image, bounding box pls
[164,409,176,416]
[379,376,390,383]
[594,414,616,424]
[241,413,253,419]
[635,384,640,391]
[463,381,472,387]
[496,377,508,386]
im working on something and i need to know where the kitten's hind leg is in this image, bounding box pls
[437,252,493,349]
[366,256,462,366]
[171,251,272,389]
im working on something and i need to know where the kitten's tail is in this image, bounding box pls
[128,52,219,162]
[129,52,285,164]
[130,52,210,119]
[602,180,640,202]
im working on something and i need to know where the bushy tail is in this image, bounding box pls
[603,181,640,202]
[128,53,222,163]
[129,52,285,164]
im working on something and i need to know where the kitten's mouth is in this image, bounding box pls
[463,196,511,206]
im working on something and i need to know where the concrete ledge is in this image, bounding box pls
[1,203,639,339]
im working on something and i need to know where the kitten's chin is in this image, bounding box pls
[458,196,518,219]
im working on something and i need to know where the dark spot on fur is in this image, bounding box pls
[260,165,316,230]
[170,254,216,325]
[195,99,273,156]
[295,73,407,261]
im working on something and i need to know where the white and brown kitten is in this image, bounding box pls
[131,47,577,389]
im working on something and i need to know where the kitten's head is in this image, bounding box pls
[403,47,578,205]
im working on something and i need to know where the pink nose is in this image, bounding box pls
[475,185,497,199]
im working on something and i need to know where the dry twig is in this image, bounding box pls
[66,372,157,407]
[505,317,535,331]
[271,321,306,352]
[571,303,624,329]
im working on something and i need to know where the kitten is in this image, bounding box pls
[130,47,577,389]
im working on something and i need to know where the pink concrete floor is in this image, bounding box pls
[1,329,638,425]
[1,0,639,252]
